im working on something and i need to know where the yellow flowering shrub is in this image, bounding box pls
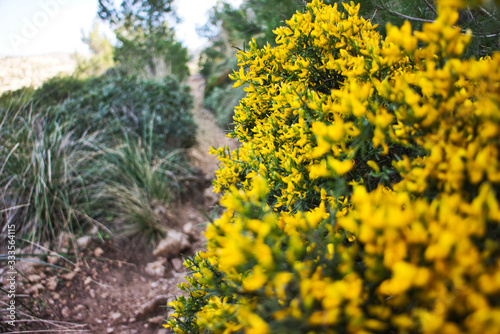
[166,1,500,333]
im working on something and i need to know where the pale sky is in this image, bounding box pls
[0,0,242,57]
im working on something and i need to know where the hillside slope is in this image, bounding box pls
[0,53,77,94]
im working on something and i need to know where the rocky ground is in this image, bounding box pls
[0,56,238,333]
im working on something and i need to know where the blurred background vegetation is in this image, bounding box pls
[0,0,196,251]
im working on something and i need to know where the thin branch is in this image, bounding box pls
[421,0,438,15]
[468,31,500,38]
[479,5,496,19]
[381,7,435,23]
[378,4,500,38]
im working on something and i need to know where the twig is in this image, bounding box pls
[479,5,496,19]
[19,238,76,267]
[378,4,500,38]
[422,0,438,15]
[382,7,435,23]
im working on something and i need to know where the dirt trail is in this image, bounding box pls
[1,74,238,334]
[187,73,239,179]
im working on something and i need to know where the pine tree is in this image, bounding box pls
[97,0,189,80]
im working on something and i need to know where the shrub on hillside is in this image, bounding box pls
[56,74,196,152]
[166,0,500,333]
[0,72,197,246]
[0,105,100,244]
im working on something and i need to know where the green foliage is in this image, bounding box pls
[198,0,304,89]
[31,75,88,107]
[114,25,190,80]
[98,0,189,80]
[0,105,100,244]
[95,133,189,246]
[74,20,115,77]
[0,86,35,112]
[56,74,196,152]
[98,0,175,29]
[0,71,197,246]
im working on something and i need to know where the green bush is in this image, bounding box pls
[56,74,196,152]
[1,71,197,246]
[0,87,35,112]
[0,105,100,244]
[94,133,190,246]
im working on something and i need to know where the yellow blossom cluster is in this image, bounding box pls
[166,1,500,333]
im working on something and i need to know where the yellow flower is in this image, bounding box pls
[367,160,380,173]
[327,157,354,176]
[243,265,268,292]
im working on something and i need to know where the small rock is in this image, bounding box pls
[89,289,96,299]
[61,306,71,318]
[129,317,136,323]
[145,258,167,277]
[28,274,42,283]
[204,185,219,206]
[110,312,121,321]
[84,277,93,286]
[89,225,99,236]
[46,276,58,291]
[47,252,59,265]
[76,236,92,249]
[157,329,168,334]
[52,292,60,300]
[183,222,194,235]
[61,271,76,281]
[106,327,114,333]
[153,230,190,258]
[75,304,85,312]
[58,232,72,249]
[16,257,44,274]
[29,283,45,295]
[151,281,159,288]
[148,315,164,324]
[170,258,184,272]
[94,247,104,257]
[135,295,170,320]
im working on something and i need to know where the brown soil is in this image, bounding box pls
[0,74,238,334]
